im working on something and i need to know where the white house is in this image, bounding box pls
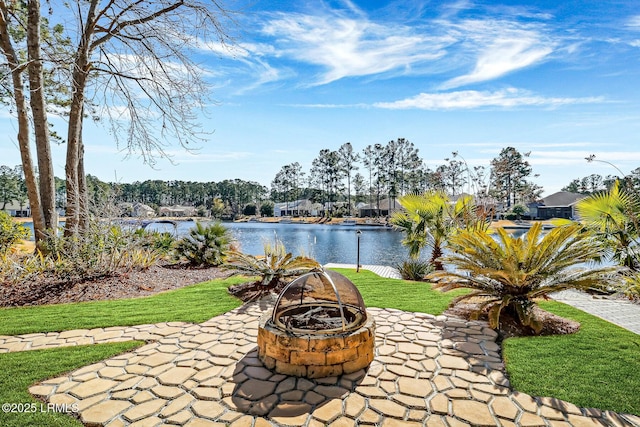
[159,205,197,217]
[132,203,156,218]
[274,199,317,217]
[1,200,30,217]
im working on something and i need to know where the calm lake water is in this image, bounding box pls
[22,220,418,266]
[157,221,418,266]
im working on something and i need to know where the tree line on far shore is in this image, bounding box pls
[2,145,639,219]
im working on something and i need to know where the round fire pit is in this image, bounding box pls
[257,270,375,379]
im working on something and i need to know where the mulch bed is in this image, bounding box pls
[0,264,231,307]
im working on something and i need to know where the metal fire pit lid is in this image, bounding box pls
[272,270,367,333]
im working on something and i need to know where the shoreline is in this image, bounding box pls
[10,216,554,254]
[11,215,555,228]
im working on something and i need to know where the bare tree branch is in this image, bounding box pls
[90,1,185,50]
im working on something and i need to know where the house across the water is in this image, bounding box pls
[531,191,587,220]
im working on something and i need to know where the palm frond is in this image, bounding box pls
[223,241,320,287]
[393,191,487,266]
[436,222,622,334]
[577,181,631,233]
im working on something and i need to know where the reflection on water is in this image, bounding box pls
[19,220,544,267]
[20,220,608,268]
[20,220,542,267]
[180,222,419,267]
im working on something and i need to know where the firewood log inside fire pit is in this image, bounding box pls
[279,306,354,330]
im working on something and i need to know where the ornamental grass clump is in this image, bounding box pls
[396,259,434,281]
[37,221,162,279]
[1,220,163,287]
[430,222,622,335]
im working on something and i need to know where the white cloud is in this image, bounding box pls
[192,4,595,93]
[197,39,277,60]
[95,53,191,83]
[439,0,474,19]
[373,88,604,110]
[439,19,556,89]
[443,38,552,88]
[197,39,285,91]
[250,5,564,89]
[626,15,640,28]
[260,12,453,85]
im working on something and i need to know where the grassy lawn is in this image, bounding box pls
[0,276,246,336]
[0,270,460,336]
[0,341,143,427]
[503,301,640,415]
[341,268,639,415]
[334,268,468,314]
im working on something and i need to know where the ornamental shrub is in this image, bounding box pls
[174,221,232,266]
[224,239,320,288]
[0,211,29,254]
[396,259,434,281]
[431,222,621,335]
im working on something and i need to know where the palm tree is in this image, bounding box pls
[430,222,621,334]
[224,240,321,288]
[576,180,640,271]
[390,192,486,269]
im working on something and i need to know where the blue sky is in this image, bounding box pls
[2,0,640,196]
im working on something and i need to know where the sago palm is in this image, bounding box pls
[174,222,232,266]
[224,240,321,288]
[575,180,640,271]
[430,222,621,334]
[391,192,487,269]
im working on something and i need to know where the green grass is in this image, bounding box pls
[335,268,468,314]
[0,270,465,426]
[503,301,640,415]
[0,276,246,335]
[342,269,640,415]
[0,275,248,427]
[0,341,143,427]
[0,270,462,337]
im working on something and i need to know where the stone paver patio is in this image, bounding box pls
[5,300,638,427]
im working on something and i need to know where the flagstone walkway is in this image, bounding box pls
[3,303,636,426]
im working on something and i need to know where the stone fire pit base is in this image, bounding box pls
[257,311,375,379]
